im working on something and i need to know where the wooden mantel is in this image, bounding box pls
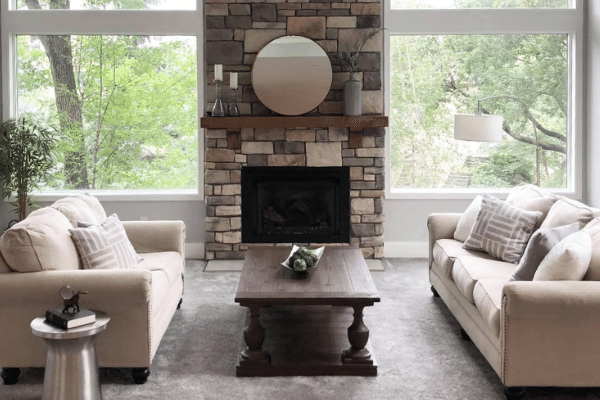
[200,115,388,130]
[200,115,388,149]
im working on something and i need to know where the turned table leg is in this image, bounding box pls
[342,305,374,365]
[240,305,270,365]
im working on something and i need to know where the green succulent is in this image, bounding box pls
[289,247,318,270]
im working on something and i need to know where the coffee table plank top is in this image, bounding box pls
[235,247,380,306]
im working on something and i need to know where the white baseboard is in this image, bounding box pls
[186,242,427,260]
[185,243,205,259]
[384,241,428,258]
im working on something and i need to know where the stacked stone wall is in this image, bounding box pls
[205,0,383,116]
[204,0,385,259]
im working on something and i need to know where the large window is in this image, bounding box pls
[2,1,202,197]
[386,0,583,197]
[392,0,568,9]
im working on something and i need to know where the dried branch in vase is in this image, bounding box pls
[332,28,381,75]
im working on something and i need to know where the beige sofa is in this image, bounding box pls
[0,194,185,385]
[428,184,600,399]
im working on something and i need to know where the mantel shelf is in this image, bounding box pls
[200,115,388,130]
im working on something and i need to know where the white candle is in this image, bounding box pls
[214,64,223,82]
[230,72,238,90]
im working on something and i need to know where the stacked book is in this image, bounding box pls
[45,308,96,329]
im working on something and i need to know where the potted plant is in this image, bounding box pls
[332,28,381,116]
[0,117,56,222]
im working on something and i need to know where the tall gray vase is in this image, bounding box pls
[343,76,362,116]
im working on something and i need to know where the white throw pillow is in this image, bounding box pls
[69,214,141,270]
[533,230,592,281]
[454,195,483,242]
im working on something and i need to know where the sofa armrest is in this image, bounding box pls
[501,281,600,387]
[427,213,462,267]
[0,269,152,307]
[0,269,155,368]
[122,220,186,257]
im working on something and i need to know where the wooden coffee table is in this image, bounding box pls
[234,246,380,376]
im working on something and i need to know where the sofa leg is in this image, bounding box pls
[1,368,20,385]
[504,387,526,400]
[132,368,150,384]
[177,298,183,309]
[431,286,440,297]
[460,328,471,341]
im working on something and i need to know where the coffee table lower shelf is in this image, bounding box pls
[235,305,377,377]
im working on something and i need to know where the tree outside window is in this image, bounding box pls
[389,34,567,189]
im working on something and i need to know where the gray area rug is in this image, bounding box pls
[3,259,599,400]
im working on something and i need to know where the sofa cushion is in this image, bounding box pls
[506,183,554,204]
[454,195,483,242]
[69,214,141,270]
[540,197,596,230]
[583,217,600,281]
[51,194,107,228]
[509,222,579,282]
[432,239,495,277]
[506,184,556,231]
[0,253,11,274]
[150,269,172,318]
[473,279,505,337]
[463,195,541,263]
[138,251,183,287]
[452,256,514,303]
[0,207,80,272]
[533,230,592,281]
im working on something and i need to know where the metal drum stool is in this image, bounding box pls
[31,311,109,400]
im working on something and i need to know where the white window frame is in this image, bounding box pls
[0,0,205,202]
[384,1,584,200]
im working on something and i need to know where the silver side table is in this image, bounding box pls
[31,311,110,400]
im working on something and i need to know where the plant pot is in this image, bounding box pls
[343,76,362,116]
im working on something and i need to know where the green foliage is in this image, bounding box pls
[0,117,56,220]
[17,34,198,191]
[471,142,534,187]
[389,31,568,189]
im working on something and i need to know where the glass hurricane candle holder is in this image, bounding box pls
[228,87,239,117]
[212,80,225,117]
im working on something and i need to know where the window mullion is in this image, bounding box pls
[386,9,581,35]
[4,10,199,35]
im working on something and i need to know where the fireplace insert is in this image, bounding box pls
[241,166,350,244]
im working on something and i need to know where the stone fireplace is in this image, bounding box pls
[204,124,384,260]
[203,0,385,260]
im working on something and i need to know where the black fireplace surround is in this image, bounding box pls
[241,166,350,244]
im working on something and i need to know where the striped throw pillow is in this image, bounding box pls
[69,214,141,270]
[463,195,542,263]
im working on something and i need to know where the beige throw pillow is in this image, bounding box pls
[540,198,595,230]
[51,194,107,228]
[454,195,483,242]
[0,207,80,272]
[69,214,141,270]
[533,230,592,281]
[506,184,556,230]
[463,195,541,263]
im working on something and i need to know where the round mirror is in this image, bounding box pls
[252,36,332,116]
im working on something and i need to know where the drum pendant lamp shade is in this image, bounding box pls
[454,114,503,142]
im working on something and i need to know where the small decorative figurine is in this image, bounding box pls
[59,286,88,314]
